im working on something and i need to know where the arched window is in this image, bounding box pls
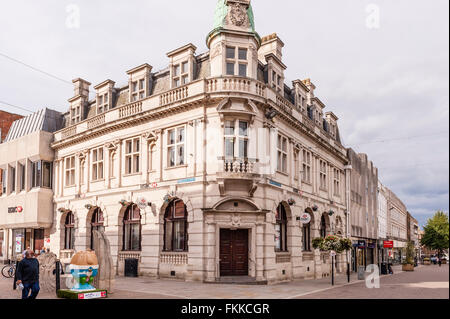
[320,214,327,238]
[164,200,188,252]
[275,204,288,252]
[302,209,312,251]
[90,208,104,250]
[64,212,75,250]
[123,204,141,251]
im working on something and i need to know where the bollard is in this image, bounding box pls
[55,259,61,295]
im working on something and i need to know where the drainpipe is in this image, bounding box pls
[344,164,352,282]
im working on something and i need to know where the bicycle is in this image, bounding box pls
[1,261,16,278]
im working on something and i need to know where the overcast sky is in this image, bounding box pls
[0,0,448,227]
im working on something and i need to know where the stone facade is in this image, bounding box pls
[47,0,349,284]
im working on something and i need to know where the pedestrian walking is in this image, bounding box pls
[15,249,40,300]
[438,257,442,267]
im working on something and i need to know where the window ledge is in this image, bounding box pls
[91,179,105,184]
[165,164,188,171]
[123,173,141,177]
[276,170,289,176]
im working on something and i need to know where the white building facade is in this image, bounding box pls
[47,0,349,284]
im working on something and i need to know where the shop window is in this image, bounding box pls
[164,200,188,252]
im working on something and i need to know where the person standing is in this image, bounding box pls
[15,250,40,299]
[438,256,442,267]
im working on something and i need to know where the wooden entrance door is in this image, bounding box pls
[220,229,249,276]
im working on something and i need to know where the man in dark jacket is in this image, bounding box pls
[16,250,40,299]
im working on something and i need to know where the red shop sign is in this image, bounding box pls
[383,241,394,248]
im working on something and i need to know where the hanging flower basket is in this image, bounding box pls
[312,235,352,253]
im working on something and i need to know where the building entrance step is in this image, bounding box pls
[212,276,268,285]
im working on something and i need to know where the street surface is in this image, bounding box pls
[0,264,447,299]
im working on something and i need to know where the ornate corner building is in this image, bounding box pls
[2,0,402,284]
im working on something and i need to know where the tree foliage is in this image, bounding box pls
[421,211,449,256]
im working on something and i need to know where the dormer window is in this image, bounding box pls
[131,78,146,102]
[307,106,314,120]
[173,61,189,88]
[70,104,82,125]
[272,71,282,93]
[226,46,247,77]
[97,93,108,114]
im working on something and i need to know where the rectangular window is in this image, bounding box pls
[167,127,185,167]
[10,166,15,193]
[97,93,109,113]
[333,168,341,196]
[131,78,146,101]
[302,150,311,183]
[65,156,76,186]
[239,64,247,77]
[31,161,41,188]
[226,63,235,75]
[238,48,247,60]
[173,61,189,87]
[125,138,140,174]
[320,160,327,190]
[1,169,6,194]
[277,135,288,173]
[19,163,25,191]
[92,148,104,181]
[42,162,52,188]
[226,47,235,59]
[71,105,82,125]
[224,120,248,159]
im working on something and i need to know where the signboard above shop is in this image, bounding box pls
[8,206,23,214]
[384,241,394,248]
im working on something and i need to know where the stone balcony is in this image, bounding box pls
[217,157,260,197]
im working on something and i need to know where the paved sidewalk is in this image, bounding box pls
[0,264,407,300]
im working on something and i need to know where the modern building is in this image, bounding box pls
[0,108,63,263]
[0,110,24,260]
[346,149,378,271]
[47,0,349,284]
[386,187,408,264]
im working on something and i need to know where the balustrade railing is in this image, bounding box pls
[119,101,142,119]
[87,114,105,129]
[223,158,256,174]
[160,86,189,106]
[160,252,188,265]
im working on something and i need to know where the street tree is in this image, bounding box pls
[421,211,449,259]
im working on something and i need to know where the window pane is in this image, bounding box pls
[226,47,235,59]
[93,150,97,162]
[168,130,175,145]
[238,48,247,60]
[124,224,130,250]
[225,138,234,158]
[177,145,185,165]
[239,121,248,136]
[181,61,188,73]
[174,78,180,88]
[177,127,185,143]
[98,162,103,179]
[226,63,235,75]
[139,79,144,90]
[168,147,175,167]
[174,65,180,76]
[238,64,247,77]
[275,224,281,250]
[174,220,185,251]
[165,220,173,251]
[98,96,103,105]
[131,223,140,251]
[225,121,235,135]
[182,75,188,85]
[42,162,52,188]
[134,139,140,152]
[239,139,248,158]
[132,81,138,92]
[134,155,140,173]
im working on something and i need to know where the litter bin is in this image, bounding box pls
[124,259,139,277]
[380,262,388,275]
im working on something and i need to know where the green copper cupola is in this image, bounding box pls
[207,0,261,48]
